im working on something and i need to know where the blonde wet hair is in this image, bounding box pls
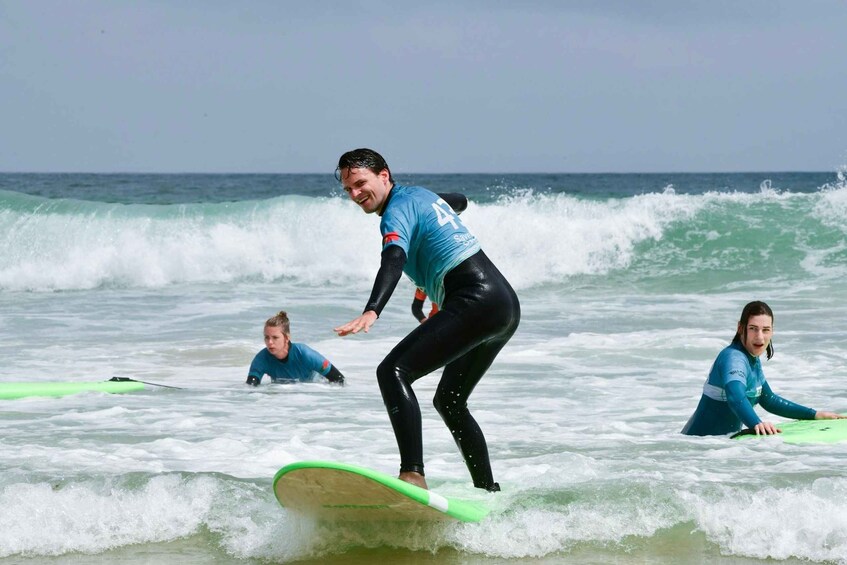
[265,311,290,336]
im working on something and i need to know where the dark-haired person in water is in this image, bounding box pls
[333,148,520,492]
[682,300,844,436]
[247,311,344,386]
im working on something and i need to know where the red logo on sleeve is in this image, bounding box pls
[383,232,400,245]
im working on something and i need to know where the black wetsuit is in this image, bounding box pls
[366,189,520,491]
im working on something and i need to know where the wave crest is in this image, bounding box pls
[2,186,845,292]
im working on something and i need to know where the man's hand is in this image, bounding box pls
[334,311,378,337]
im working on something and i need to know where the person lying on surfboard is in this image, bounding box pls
[682,300,844,436]
[333,148,520,492]
[247,311,345,386]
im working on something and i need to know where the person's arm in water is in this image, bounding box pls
[246,354,264,386]
[757,381,815,420]
[758,381,845,421]
[298,343,346,386]
[335,245,406,336]
[724,380,771,432]
[324,364,345,385]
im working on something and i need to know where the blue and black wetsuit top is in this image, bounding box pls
[379,185,479,308]
[247,343,343,385]
[681,341,815,436]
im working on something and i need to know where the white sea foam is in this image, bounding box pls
[3,182,847,563]
[3,188,824,292]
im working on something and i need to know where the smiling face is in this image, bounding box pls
[738,314,773,358]
[339,166,393,214]
[264,325,290,360]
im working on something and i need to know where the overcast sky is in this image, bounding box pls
[2,1,846,173]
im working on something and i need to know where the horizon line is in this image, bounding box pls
[0,169,837,176]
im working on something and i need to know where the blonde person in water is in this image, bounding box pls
[247,311,344,386]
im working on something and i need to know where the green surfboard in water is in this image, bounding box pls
[732,418,847,444]
[273,460,490,523]
[0,380,145,400]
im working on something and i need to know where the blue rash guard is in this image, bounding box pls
[681,341,816,436]
[379,185,480,307]
[247,342,335,384]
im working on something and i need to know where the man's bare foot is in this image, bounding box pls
[398,471,428,490]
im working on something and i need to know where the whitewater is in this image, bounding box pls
[2,171,847,564]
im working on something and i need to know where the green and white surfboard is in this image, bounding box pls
[732,418,847,444]
[0,379,146,400]
[273,460,490,522]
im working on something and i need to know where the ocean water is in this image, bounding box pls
[2,170,847,564]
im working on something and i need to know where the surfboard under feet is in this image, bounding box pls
[273,460,490,523]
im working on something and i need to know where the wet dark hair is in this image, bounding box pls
[335,148,394,184]
[732,300,774,359]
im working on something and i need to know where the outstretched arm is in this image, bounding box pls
[758,381,816,420]
[725,380,778,434]
[758,382,846,420]
[334,245,407,336]
[324,364,345,385]
[246,356,263,386]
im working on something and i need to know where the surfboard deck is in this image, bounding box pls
[0,380,146,400]
[732,418,847,444]
[273,461,489,523]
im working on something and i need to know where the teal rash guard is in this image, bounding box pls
[247,343,344,385]
[681,341,816,436]
[377,185,480,308]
